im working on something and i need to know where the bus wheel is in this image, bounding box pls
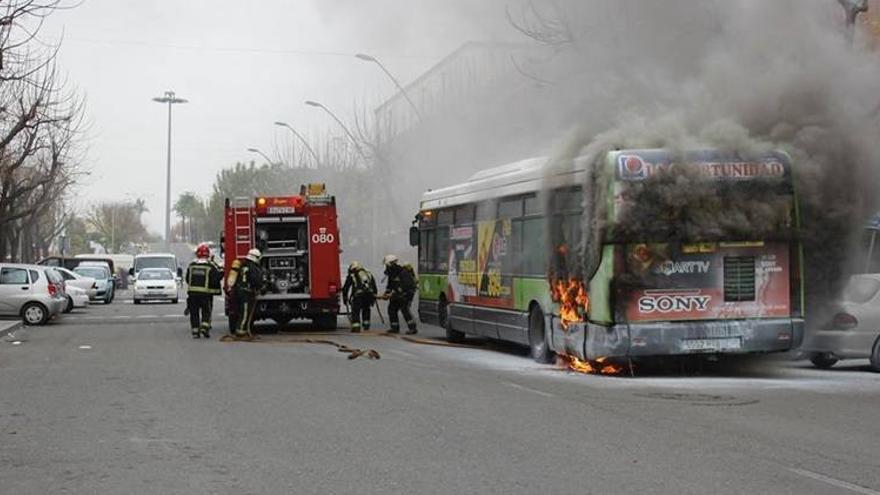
[529,306,554,364]
[809,352,838,369]
[441,298,465,343]
[869,337,880,373]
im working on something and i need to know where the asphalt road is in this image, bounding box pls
[0,293,878,494]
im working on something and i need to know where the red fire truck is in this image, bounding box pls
[222,184,341,330]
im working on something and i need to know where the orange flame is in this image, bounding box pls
[550,278,589,330]
[558,354,625,376]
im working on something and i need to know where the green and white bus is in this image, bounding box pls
[410,149,805,365]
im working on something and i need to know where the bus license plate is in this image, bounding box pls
[681,337,742,352]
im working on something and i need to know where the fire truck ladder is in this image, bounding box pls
[231,197,254,258]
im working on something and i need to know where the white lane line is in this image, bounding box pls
[504,381,556,398]
[789,468,880,495]
[78,345,92,350]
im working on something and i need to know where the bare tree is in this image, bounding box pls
[0,1,85,261]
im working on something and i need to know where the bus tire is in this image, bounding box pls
[441,298,465,343]
[869,337,880,373]
[809,352,838,369]
[529,306,554,364]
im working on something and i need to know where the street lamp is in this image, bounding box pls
[838,0,869,44]
[152,90,188,248]
[304,100,369,163]
[247,147,276,166]
[356,53,423,122]
[274,121,321,167]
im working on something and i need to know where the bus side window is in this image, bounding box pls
[524,195,541,216]
[522,217,544,276]
[476,200,496,222]
[435,209,453,272]
[419,229,435,272]
[508,220,524,274]
[435,226,450,271]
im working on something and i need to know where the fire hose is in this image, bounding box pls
[219,333,382,360]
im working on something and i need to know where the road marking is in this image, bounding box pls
[78,345,92,350]
[789,468,880,495]
[504,381,556,398]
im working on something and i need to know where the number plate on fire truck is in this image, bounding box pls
[268,206,296,214]
[681,337,742,352]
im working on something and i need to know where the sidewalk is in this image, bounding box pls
[0,320,23,338]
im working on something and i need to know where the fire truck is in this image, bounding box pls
[222,184,341,330]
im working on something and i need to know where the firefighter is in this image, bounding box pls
[185,243,223,339]
[342,261,377,333]
[226,248,265,338]
[380,254,418,335]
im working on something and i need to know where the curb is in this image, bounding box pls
[0,320,23,338]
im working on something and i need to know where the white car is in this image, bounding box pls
[64,285,90,313]
[132,268,179,304]
[54,267,98,300]
[802,274,880,372]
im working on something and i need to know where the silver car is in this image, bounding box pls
[73,264,115,304]
[54,266,98,309]
[0,263,67,325]
[802,274,880,372]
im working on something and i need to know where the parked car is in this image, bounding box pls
[54,266,98,299]
[65,285,90,313]
[132,268,179,304]
[39,256,116,274]
[802,274,880,372]
[73,265,115,304]
[0,263,67,325]
[131,253,182,282]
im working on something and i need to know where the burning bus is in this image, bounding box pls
[410,149,804,368]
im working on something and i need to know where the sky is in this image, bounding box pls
[46,0,516,232]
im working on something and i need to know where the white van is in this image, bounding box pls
[130,253,181,281]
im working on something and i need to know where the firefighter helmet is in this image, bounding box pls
[348,261,362,273]
[382,254,399,267]
[195,243,210,258]
[246,248,262,262]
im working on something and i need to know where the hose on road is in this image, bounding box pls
[217,330,485,361]
[219,333,381,360]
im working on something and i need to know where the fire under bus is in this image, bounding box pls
[222,184,341,330]
[410,149,804,369]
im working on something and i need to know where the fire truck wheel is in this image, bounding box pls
[869,337,880,373]
[529,306,554,364]
[809,352,838,369]
[441,299,465,343]
[314,315,337,330]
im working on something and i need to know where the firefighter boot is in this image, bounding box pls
[191,329,200,339]
[405,321,418,335]
[200,322,211,339]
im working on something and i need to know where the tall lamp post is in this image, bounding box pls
[274,121,321,167]
[152,90,188,248]
[304,100,369,164]
[355,53,423,122]
[247,147,277,166]
[305,99,378,263]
